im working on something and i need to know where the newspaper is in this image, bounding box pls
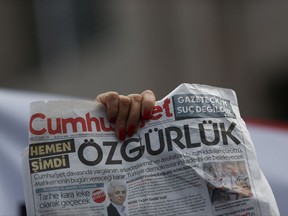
[22,83,279,216]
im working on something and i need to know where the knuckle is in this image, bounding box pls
[106,91,119,101]
[142,89,154,95]
[128,94,142,103]
[119,95,131,106]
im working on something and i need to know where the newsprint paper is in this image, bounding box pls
[22,83,279,216]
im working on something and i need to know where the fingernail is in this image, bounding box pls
[143,109,152,120]
[127,125,136,137]
[118,129,126,141]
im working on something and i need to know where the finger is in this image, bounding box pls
[96,91,119,123]
[141,90,156,120]
[116,95,132,140]
[126,94,142,137]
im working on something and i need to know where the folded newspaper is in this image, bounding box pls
[22,83,279,216]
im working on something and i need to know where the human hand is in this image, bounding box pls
[96,90,156,140]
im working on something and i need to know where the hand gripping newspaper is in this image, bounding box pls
[22,83,279,216]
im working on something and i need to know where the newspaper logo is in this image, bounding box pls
[92,189,106,203]
[172,94,236,120]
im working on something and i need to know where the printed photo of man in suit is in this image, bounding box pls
[107,181,127,216]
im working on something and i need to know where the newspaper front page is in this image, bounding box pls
[22,83,279,216]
